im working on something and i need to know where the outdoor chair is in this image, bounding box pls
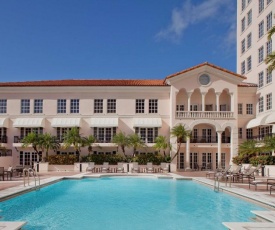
[0,167,4,181]
[132,162,139,173]
[207,165,231,179]
[249,178,275,191]
[226,165,242,182]
[234,167,257,183]
[4,166,13,180]
[146,162,154,173]
[102,162,109,173]
[116,163,124,173]
[242,164,252,173]
[86,162,95,172]
[160,163,169,173]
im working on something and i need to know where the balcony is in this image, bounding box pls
[246,134,273,141]
[176,111,234,119]
[190,136,230,143]
[0,135,8,143]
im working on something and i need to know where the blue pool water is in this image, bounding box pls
[0,177,266,230]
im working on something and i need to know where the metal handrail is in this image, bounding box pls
[23,168,40,190]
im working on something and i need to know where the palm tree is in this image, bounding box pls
[63,127,84,161]
[83,135,96,154]
[170,124,189,161]
[112,132,129,157]
[262,135,275,153]
[238,139,262,157]
[21,132,43,156]
[153,135,171,156]
[128,134,146,156]
[265,18,275,72]
[40,133,60,162]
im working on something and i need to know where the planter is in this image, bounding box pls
[34,162,49,172]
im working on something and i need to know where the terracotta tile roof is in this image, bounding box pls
[0,79,167,87]
[238,82,258,87]
[165,62,247,80]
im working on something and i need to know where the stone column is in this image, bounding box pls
[217,131,222,168]
[230,92,234,112]
[216,92,221,112]
[201,92,206,111]
[187,92,192,112]
[185,136,191,171]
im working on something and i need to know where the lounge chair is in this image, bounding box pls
[208,165,231,179]
[116,163,124,173]
[86,162,95,172]
[160,163,169,173]
[146,162,154,173]
[242,164,252,173]
[4,166,13,180]
[132,162,139,173]
[0,167,4,181]
[234,167,257,183]
[226,165,242,182]
[249,178,275,191]
[102,162,109,173]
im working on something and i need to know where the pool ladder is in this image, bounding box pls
[23,168,40,190]
[214,176,220,192]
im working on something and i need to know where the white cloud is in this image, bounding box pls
[156,0,236,45]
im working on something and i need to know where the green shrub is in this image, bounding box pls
[232,155,250,165]
[81,154,126,165]
[133,153,170,165]
[249,155,275,166]
[48,155,78,165]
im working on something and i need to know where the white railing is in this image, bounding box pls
[176,111,234,119]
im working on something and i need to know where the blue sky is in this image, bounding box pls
[0,0,236,82]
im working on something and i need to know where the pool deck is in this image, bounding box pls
[1,171,275,230]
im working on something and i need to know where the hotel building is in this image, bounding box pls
[237,0,275,137]
[0,63,260,172]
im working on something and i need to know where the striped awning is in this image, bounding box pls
[13,118,45,128]
[89,118,118,127]
[51,118,82,127]
[0,117,9,128]
[133,118,162,128]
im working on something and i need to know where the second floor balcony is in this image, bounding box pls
[190,136,230,144]
[176,111,234,119]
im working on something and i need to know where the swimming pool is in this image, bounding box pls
[0,177,266,230]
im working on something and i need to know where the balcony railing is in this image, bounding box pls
[0,135,8,143]
[247,134,274,141]
[176,111,234,119]
[14,136,24,143]
[190,136,230,143]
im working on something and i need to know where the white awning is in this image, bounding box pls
[0,117,9,128]
[265,112,275,124]
[133,118,162,128]
[51,118,82,127]
[246,114,270,129]
[13,118,45,128]
[89,118,118,127]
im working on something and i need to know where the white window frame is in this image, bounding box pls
[238,103,243,115]
[247,56,252,71]
[266,69,272,84]
[149,99,158,113]
[258,71,264,88]
[266,93,272,110]
[266,40,272,56]
[246,104,253,114]
[241,39,246,53]
[21,99,30,114]
[258,46,264,63]
[247,9,252,26]
[0,99,7,114]
[94,99,103,113]
[241,17,246,32]
[259,0,264,14]
[135,99,145,113]
[34,99,43,114]
[70,99,79,114]
[241,61,245,74]
[57,99,66,114]
[259,20,264,38]
[259,96,264,113]
[267,12,272,31]
[107,99,116,113]
[247,33,252,49]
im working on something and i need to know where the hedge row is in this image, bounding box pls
[232,155,275,166]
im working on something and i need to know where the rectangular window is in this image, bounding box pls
[247,9,252,25]
[242,0,246,11]
[247,33,252,49]
[34,99,43,114]
[246,129,253,139]
[259,96,264,113]
[70,99,79,113]
[21,99,30,113]
[94,127,116,143]
[149,99,158,113]
[267,69,272,84]
[135,127,158,143]
[258,46,264,63]
[241,61,245,75]
[241,17,246,32]
[266,40,272,56]
[0,99,7,114]
[241,39,246,53]
[136,99,145,113]
[239,128,243,139]
[246,104,253,114]
[238,103,243,115]
[176,105,184,111]
[258,71,264,88]
[107,99,116,113]
[267,0,272,4]
[266,93,272,110]
[259,20,264,38]
[57,99,66,114]
[94,99,103,113]
[247,56,252,71]
[267,12,272,31]
[259,0,264,13]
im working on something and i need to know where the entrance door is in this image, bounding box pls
[202,152,212,170]
[19,152,39,167]
[177,152,184,169]
[190,152,198,169]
